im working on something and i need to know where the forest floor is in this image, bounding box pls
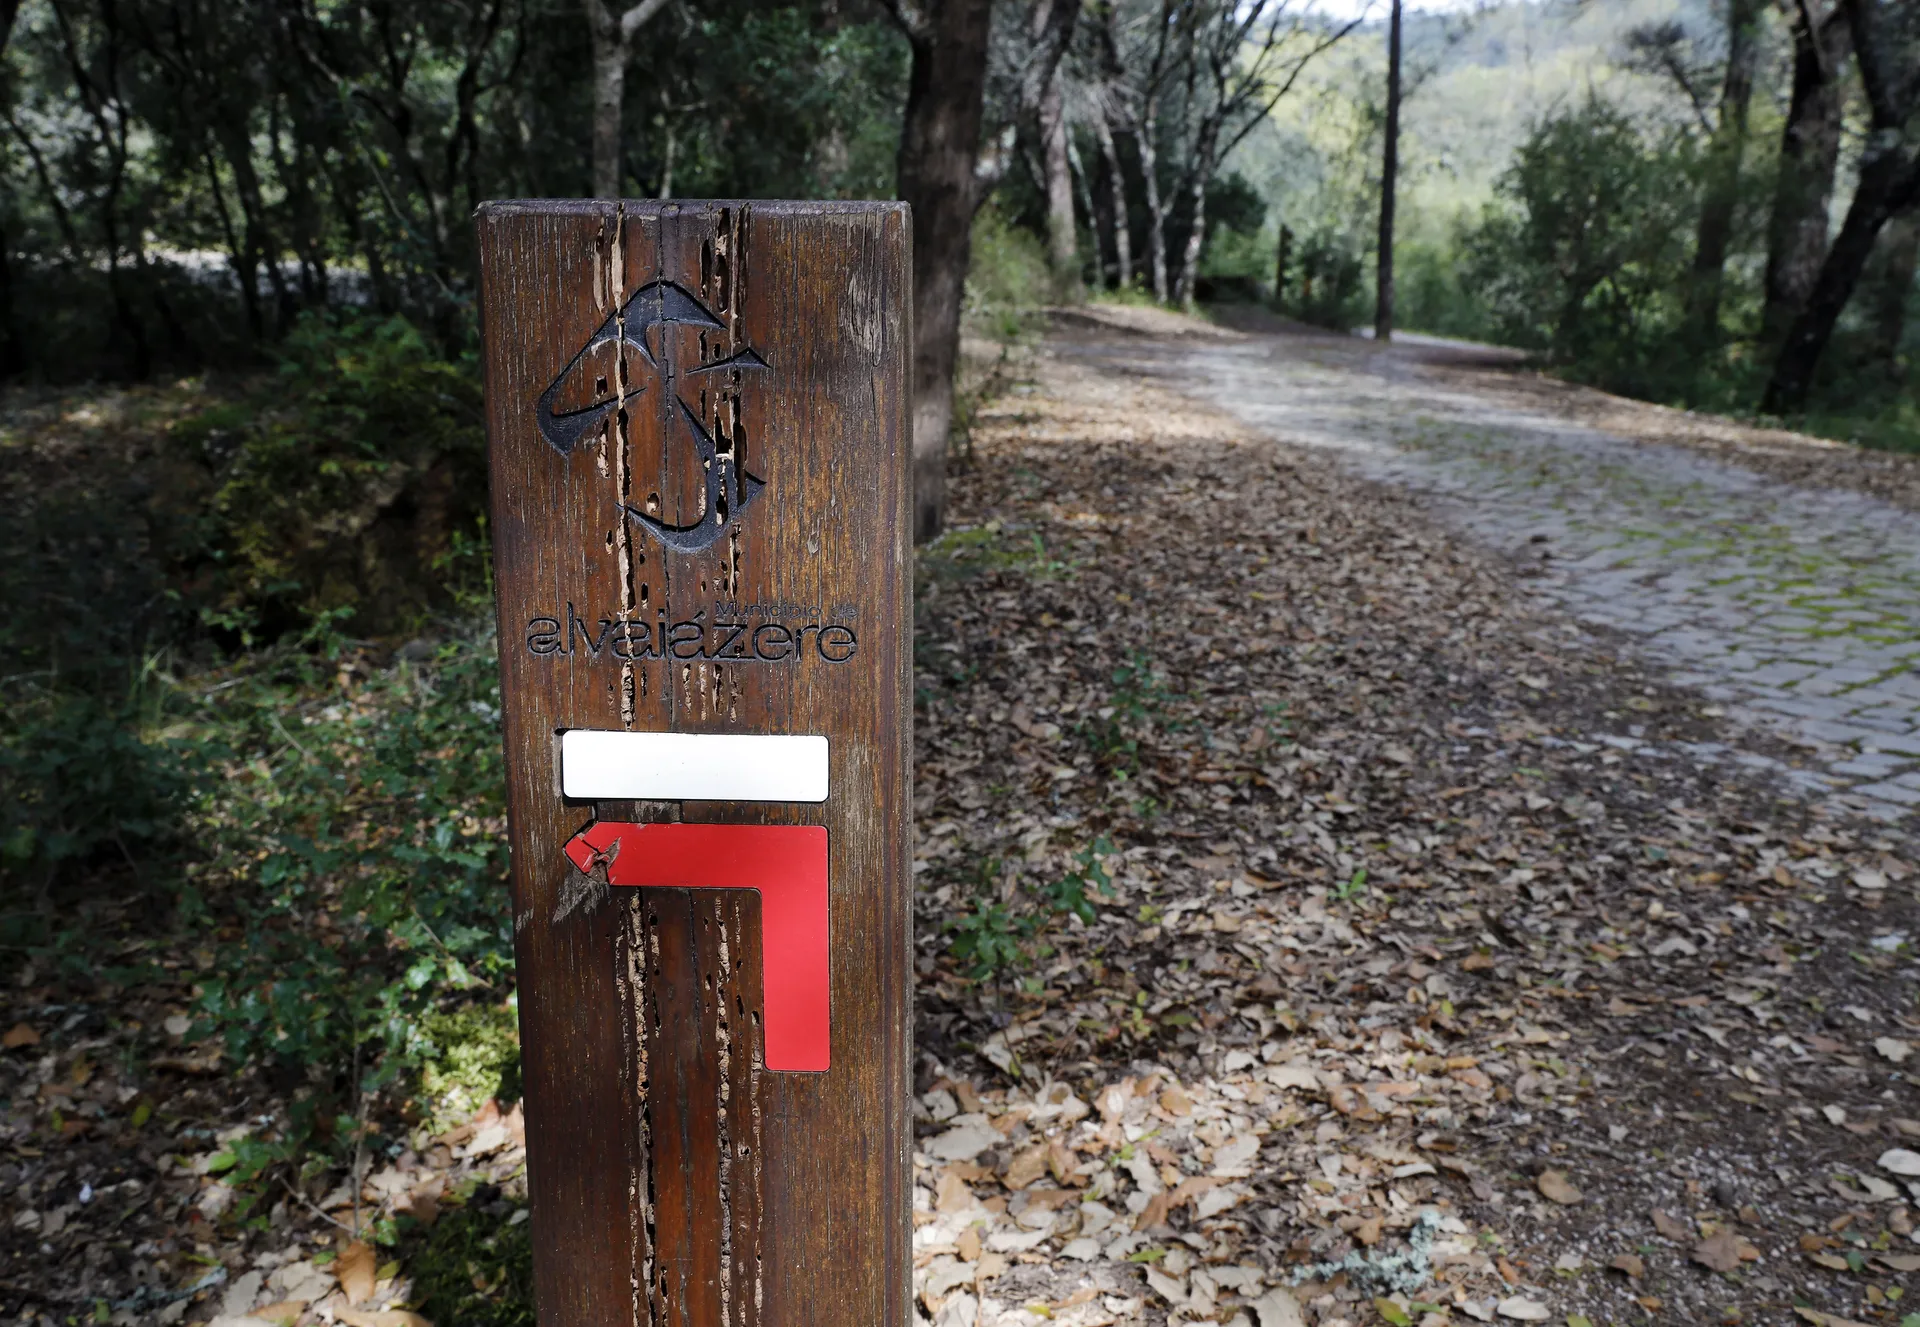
[3,313,1920,1327]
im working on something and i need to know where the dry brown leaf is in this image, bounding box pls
[1690,1229,1758,1274]
[2,1023,40,1049]
[337,1240,378,1305]
[250,1302,308,1325]
[334,1311,431,1327]
[1795,1310,1872,1327]
[1158,1085,1193,1116]
[1608,1253,1643,1279]
[1651,1208,1690,1240]
[1002,1143,1048,1190]
[934,1170,973,1212]
[1536,1169,1581,1205]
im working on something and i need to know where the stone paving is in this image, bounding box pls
[1065,327,1920,825]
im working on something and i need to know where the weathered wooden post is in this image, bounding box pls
[474,200,912,1327]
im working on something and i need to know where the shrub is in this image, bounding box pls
[175,311,488,644]
[1461,98,1697,396]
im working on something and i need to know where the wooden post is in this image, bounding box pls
[475,200,912,1327]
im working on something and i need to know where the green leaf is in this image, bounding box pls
[204,1150,238,1174]
[1373,1299,1412,1326]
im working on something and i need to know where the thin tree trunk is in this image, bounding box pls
[1173,172,1206,307]
[1763,147,1920,412]
[1138,102,1168,302]
[1273,224,1291,310]
[584,0,669,199]
[586,7,627,198]
[1688,0,1763,344]
[1374,0,1401,342]
[893,0,996,541]
[1094,108,1131,288]
[1039,71,1078,295]
[1871,210,1919,381]
[1763,4,1849,346]
[1067,132,1103,287]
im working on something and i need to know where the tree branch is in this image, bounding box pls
[619,0,671,44]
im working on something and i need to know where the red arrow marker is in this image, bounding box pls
[564,821,829,1071]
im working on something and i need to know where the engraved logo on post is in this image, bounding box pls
[535,280,769,554]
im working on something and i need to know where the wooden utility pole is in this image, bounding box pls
[475,199,913,1327]
[1374,0,1401,344]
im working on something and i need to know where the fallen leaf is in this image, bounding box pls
[1608,1253,1643,1278]
[333,1312,431,1327]
[1494,1296,1550,1321]
[1879,1148,1920,1177]
[1794,1310,1872,1327]
[1651,1209,1689,1240]
[249,1302,308,1325]
[1,1024,39,1050]
[1805,1251,1852,1271]
[1002,1144,1048,1190]
[1374,1298,1413,1326]
[1690,1229,1758,1274]
[1247,1286,1306,1327]
[1875,1037,1912,1064]
[337,1241,377,1305]
[1536,1170,1581,1205]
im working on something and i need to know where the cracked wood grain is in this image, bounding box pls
[477,199,912,1327]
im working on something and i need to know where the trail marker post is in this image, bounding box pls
[476,200,912,1327]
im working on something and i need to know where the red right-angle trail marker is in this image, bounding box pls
[564,821,830,1072]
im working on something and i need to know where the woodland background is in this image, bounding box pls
[0,0,1917,1317]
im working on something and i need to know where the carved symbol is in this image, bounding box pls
[564,820,830,1071]
[535,280,771,555]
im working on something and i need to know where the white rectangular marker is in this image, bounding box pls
[560,730,830,803]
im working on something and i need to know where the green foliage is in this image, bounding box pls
[1046,837,1116,925]
[948,892,1033,980]
[0,677,187,903]
[183,628,512,1083]
[178,312,488,643]
[1077,651,1178,773]
[966,205,1053,341]
[403,1204,536,1327]
[416,1002,523,1132]
[1284,228,1368,331]
[1461,99,1698,396]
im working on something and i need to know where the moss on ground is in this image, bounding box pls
[415,1002,521,1132]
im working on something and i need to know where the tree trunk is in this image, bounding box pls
[1871,210,1919,380]
[1173,124,1219,308]
[894,0,996,542]
[586,2,627,198]
[1687,0,1763,344]
[1039,70,1078,295]
[584,0,669,198]
[1763,147,1920,413]
[1094,108,1131,289]
[1762,5,1849,346]
[1067,132,1103,286]
[1373,0,1401,342]
[1138,103,1168,302]
[1273,224,1291,309]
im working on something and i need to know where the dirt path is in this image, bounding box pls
[905,325,1920,1327]
[1057,310,1920,826]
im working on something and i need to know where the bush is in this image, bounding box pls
[1461,98,1697,396]
[177,311,488,644]
[965,205,1053,341]
[183,627,512,1084]
[1285,228,1368,331]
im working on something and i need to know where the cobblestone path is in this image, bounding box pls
[1066,324,1920,824]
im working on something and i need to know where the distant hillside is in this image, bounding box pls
[1236,0,1720,243]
